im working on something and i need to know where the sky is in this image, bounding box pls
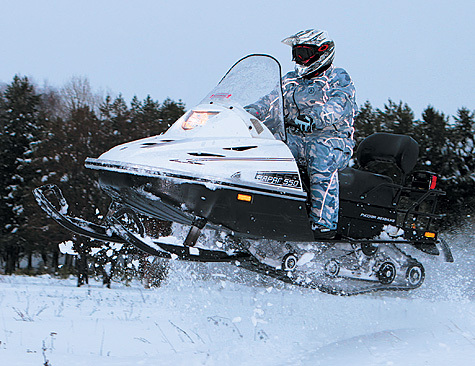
[1,0,474,118]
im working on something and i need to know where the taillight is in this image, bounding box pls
[411,171,438,190]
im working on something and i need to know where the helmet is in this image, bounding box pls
[282,29,335,78]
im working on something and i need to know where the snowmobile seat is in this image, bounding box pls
[339,167,395,207]
[356,133,419,176]
[339,133,418,208]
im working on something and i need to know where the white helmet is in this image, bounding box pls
[282,29,335,78]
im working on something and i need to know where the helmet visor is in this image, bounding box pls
[292,44,329,66]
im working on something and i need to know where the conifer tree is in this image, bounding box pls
[414,106,453,177]
[452,108,475,176]
[377,99,415,136]
[130,95,185,138]
[353,101,381,144]
[159,97,186,131]
[0,75,42,273]
[447,108,475,217]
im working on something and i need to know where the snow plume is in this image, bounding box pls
[421,226,475,302]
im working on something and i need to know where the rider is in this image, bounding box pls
[247,29,357,239]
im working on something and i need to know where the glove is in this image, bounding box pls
[297,114,313,124]
[295,114,314,133]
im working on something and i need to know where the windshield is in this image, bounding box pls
[200,54,285,140]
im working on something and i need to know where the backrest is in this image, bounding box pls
[356,133,419,175]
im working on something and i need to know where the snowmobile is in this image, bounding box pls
[34,54,453,295]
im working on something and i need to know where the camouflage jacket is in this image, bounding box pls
[282,66,357,146]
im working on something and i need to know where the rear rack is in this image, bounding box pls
[356,179,446,232]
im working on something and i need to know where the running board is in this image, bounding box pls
[333,236,454,263]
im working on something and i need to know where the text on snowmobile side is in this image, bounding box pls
[359,213,396,223]
[254,172,301,188]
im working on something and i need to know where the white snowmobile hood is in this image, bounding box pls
[86,103,306,197]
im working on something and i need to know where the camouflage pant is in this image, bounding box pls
[287,133,352,230]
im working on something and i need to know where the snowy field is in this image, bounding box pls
[1,230,474,366]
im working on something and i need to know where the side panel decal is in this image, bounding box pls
[255,171,301,189]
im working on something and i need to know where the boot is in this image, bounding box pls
[312,223,336,240]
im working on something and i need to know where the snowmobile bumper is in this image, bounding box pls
[33,184,127,244]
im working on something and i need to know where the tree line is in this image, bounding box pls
[0,75,185,282]
[0,74,474,283]
[354,100,475,221]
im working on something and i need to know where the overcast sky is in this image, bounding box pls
[1,0,474,118]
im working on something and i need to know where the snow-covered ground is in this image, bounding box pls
[1,230,474,366]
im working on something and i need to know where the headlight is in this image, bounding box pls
[181,111,219,130]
